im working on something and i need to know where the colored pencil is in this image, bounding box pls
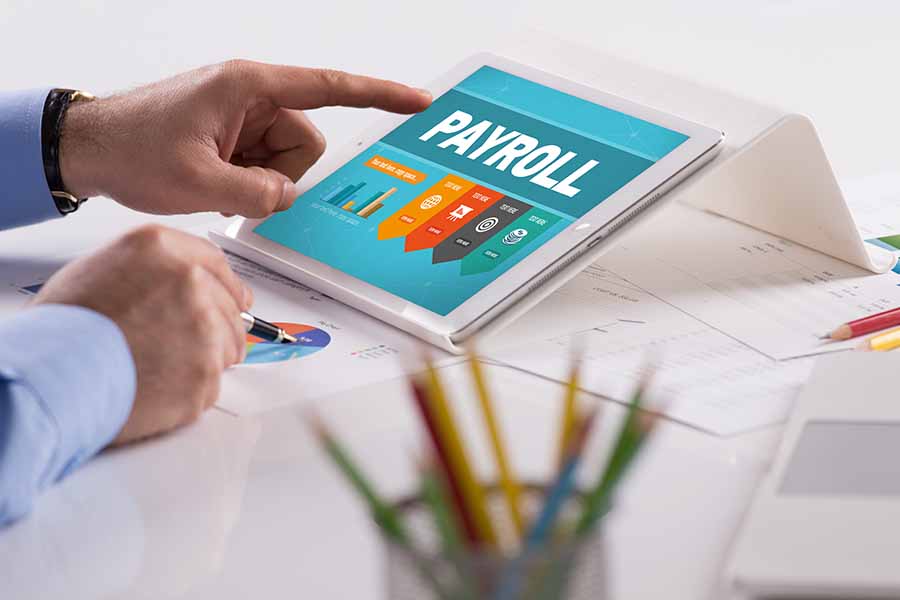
[862,326,900,352]
[823,306,900,341]
[310,415,454,599]
[410,377,480,545]
[575,372,657,537]
[527,408,598,548]
[417,457,463,554]
[467,351,526,540]
[497,410,598,600]
[556,352,582,467]
[307,413,408,543]
[423,358,498,547]
[418,457,480,600]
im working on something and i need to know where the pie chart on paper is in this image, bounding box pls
[243,322,331,364]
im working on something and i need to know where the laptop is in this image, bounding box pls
[728,351,900,598]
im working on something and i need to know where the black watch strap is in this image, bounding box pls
[41,88,94,215]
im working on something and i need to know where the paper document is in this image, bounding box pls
[598,203,900,361]
[842,172,900,239]
[218,253,456,415]
[487,262,813,435]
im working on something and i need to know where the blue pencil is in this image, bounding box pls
[526,457,581,549]
[496,409,597,600]
[525,408,598,549]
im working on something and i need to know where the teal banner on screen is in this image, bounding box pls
[254,66,689,315]
[382,90,654,219]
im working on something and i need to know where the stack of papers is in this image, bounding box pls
[484,173,900,435]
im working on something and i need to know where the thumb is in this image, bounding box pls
[207,161,298,218]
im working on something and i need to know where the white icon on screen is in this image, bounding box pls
[475,216,500,234]
[448,204,474,222]
[419,194,443,210]
[502,228,529,246]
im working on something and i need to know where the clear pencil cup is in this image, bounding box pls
[384,485,606,600]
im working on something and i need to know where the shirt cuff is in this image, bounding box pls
[0,88,60,229]
[0,304,136,477]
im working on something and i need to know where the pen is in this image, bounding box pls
[240,311,297,344]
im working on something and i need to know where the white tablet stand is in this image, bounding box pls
[499,33,895,275]
[214,36,896,353]
[463,33,896,351]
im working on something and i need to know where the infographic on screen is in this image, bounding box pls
[254,66,688,315]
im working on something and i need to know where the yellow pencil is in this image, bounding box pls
[556,356,581,467]
[863,326,900,351]
[467,351,525,540]
[424,358,497,547]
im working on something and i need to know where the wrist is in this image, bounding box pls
[58,98,109,200]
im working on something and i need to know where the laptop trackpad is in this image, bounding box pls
[780,421,900,496]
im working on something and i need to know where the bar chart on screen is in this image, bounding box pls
[319,179,397,220]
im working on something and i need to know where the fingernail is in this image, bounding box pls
[280,179,298,211]
[242,283,254,310]
[416,88,433,100]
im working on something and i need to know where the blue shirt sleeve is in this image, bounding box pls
[0,88,61,230]
[0,304,136,526]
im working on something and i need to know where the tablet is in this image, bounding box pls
[214,53,724,351]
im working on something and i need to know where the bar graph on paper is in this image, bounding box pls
[320,180,397,219]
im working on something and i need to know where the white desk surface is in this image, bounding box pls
[0,2,898,598]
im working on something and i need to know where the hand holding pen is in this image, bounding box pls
[241,311,297,344]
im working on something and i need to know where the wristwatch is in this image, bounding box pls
[41,88,96,215]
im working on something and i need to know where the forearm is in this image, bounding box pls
[0,305,135,526]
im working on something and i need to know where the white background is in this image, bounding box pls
[2,0,898,181]
[1,2,899,599]
[2,1,897,249]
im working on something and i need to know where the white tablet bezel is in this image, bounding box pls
[221,53,724,339]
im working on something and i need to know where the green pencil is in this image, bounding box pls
[418,458,483,600]
[309,415,456,598]
[308,413,409,543]
[418,457,464,554]
[575,372,658,536]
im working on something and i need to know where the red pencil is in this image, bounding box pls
[823,306,900,341]
[409,377,481,546]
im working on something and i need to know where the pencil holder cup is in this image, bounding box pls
[384,484,606,600]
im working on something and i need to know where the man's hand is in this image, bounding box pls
[33,225,251,444]
[58,60,431,217]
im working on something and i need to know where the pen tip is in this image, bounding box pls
[282,332,298,344]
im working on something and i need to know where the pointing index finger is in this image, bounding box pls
[257,65,432,114]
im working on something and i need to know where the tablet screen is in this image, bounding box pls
[254,66,688,315]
